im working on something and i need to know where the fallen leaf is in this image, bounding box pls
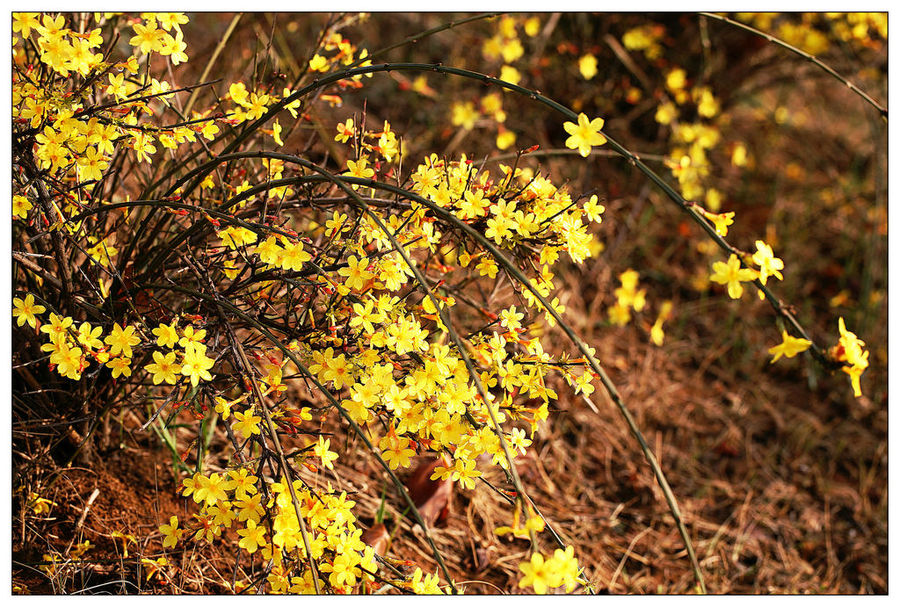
[405,454,452,527]
[361,522,390,555]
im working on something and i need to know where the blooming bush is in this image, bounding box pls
[12,12,883,594]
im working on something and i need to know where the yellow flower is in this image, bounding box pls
[665,68,687,92]
[709,254,758,299]
[155,12,189,32]
[751,240,784,285]
[378,121,399,161]
[518,553,552,594]
[578,54,598,80]
[214,397,234,420]
[650,301,673,346]
[41,313,73,344]
[334,118,354,143]
[547,546,582,592]
[237,520,267,554]
[193,472,228,507]
[496,129,516,151]
[613,269,646,313]
[13,195,33,220]
[220,226,257,250]
[379,433,414,469]
[28,491,57,515]
[152,321,179,348]
[130,132,157,163]
[145,350,182,385]
[161,29,188,65]
[451,101,479,131]
[655,101,677,125]
[12,293,45,329]
[344,156,375,185]
[36,14,67,41]
[499,65,521,85]
[694,86,720,118]
[71,540,92,559]
[106,356,132,379]
[180,342,214,386]
[232,408,262,438]
[583,194,605,223]
[701,209,735,237]
[732,143,748,167]
[457,189,490,220]
[13,13,40,38]
[129,20,165,54]
[279,240,311,272]
[499,305,524,332]
[500,37,524,63]
[476,256,498,279]
[76,146,108,182]
[452,458,482,490]
[313,436,339,470]
[158,516,183,549]
[705,188,723,212]
[320,553,360,589]
[563,113,607,157]
[309,54,328,72]
[141,556,169,582]
[339,255,373,291]
[105,323,141,358]
[178,325,206,348]
[75,322,103,350]
[224,467,258,498]
[768,330,812,363]
[832,317,869,398]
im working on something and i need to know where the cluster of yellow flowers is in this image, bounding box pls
[447,15,544,150]
[12,292,217,386]
[39,540,93,578]
[622,23,666,59]
[707,239,787,302]
[482,14,541,82]
[616,18,873,396]
[608,269,646,326]
[623,19,729,214]
[619,21,743,345]
[13,13,193,198]
[517,547,583,594]
[404,152,602,268]
[737,13,887,53]
[13,11,880,596]
[605,269,673,347]
[91,103,608,592]
[165,471,381,593]
[148,320,215,386]
[450,92,518,150]
[158,469,444,594]
[308,29,373,78]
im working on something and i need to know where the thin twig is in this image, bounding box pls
[700,12,886,119]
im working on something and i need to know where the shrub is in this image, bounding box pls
[12,12,884,594]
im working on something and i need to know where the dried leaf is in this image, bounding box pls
[405,454,452,527]
[361,522,390,555]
